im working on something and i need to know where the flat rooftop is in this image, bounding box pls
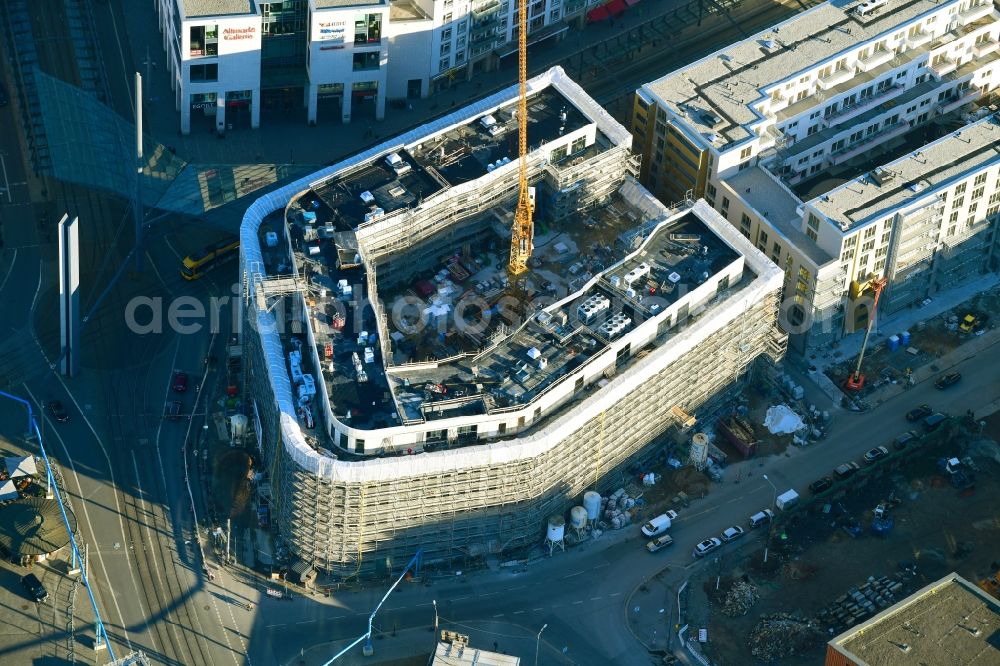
[389,0,431,20]
[310,87,588,231]
[830,573,1000,666]
[811,114,1000,231]
[726,166,834,266]
[182,0,257,18]
[314,0,386,8]
[432,641,519,666]
[642,0,947,148]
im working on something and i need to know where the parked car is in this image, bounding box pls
[172,371,189,393]
[646,535,674,552]
[21,573,48,602]
[923,412,947,431]
[721,526,745,543]
[809,476,833,494]
[748,509,774,529]
[893,431,919,450]
[833,462,861,480]
[864,446,889,464]
[934,372,962,389]
[906,404,933,422]
[47,400,69,423]
[693,537,723,558]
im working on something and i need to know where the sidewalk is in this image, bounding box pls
[808,273,1000,372]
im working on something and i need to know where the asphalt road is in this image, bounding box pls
[246,334,1000,665]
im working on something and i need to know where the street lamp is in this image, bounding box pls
[432,599,438,637]
[534,623,548,666]
[762,475,777,563]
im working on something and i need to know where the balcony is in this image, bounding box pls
[817,68,855,89]
[564,0,586,13]
[974,38,999,58]
[958,2,993,24]
[857,49,893,71]
[908,30,932,48]
[822,84,905,125]
[937,88,981,114]
[472,0,501,18]
[928,56,957,77]
[829,121,909,165]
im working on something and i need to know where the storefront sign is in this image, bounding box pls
[320,44,345,50]
[223,26,256,41]
[317,20,346,42]
[190,101,215,110]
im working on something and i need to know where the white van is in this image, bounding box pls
[641,510,679,537]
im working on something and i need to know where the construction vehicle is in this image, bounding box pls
[181,238,239,280]
[507,0,534,284]
[845,276,888,391]
[958,313,980,333]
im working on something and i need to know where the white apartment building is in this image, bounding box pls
[633,0,1000,351]
[155,0,593,134]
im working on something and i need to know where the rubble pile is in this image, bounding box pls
[748,614,820,663]
[721,580,759,617]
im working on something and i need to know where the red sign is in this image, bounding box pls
[223,27,256,41]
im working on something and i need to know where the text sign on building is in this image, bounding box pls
[317,20,346,43]
[223,26,257,41]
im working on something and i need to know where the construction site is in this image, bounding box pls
[238,66,787,575]
[681,414,1000,665]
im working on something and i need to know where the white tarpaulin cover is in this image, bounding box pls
[763,405,805,435]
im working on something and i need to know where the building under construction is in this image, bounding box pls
[239,67,787,575]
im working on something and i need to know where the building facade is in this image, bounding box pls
[632,0,1000,351]
[238,67,787,574]
[156,0,599,134]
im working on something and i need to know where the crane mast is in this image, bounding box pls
[507,0,533,278]
[845,276,888,391]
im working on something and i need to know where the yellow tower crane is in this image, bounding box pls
[507,0,533,279]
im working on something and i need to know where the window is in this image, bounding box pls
[972,186,985,200]
[949,211,960,223]
[189,63,218,81]
[439,57,450,72]
[807,124,819,136]
[953,196,965,209]
[974,172,988,186]
[353,51,380,71]
[739,146,752,160]
[442,27,452,41]
[189,25,218,57]
[759,230,768,245]
[875,246,887,258]
[862,240,876,252]
[807,228,818,241]
[355,13,382,43]
[722,197,730,210]
[864,226,877,239]
[706,183,717,198]
[455,50,466,63]
[807,213,820,230]
[881,231,890,244]
[440,41,451,56]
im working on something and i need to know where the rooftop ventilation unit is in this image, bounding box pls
[870,167,896,186]
[577,294,611,322]
[600,314,632,339]
[855,0,888,17]
[623,262,651,287]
